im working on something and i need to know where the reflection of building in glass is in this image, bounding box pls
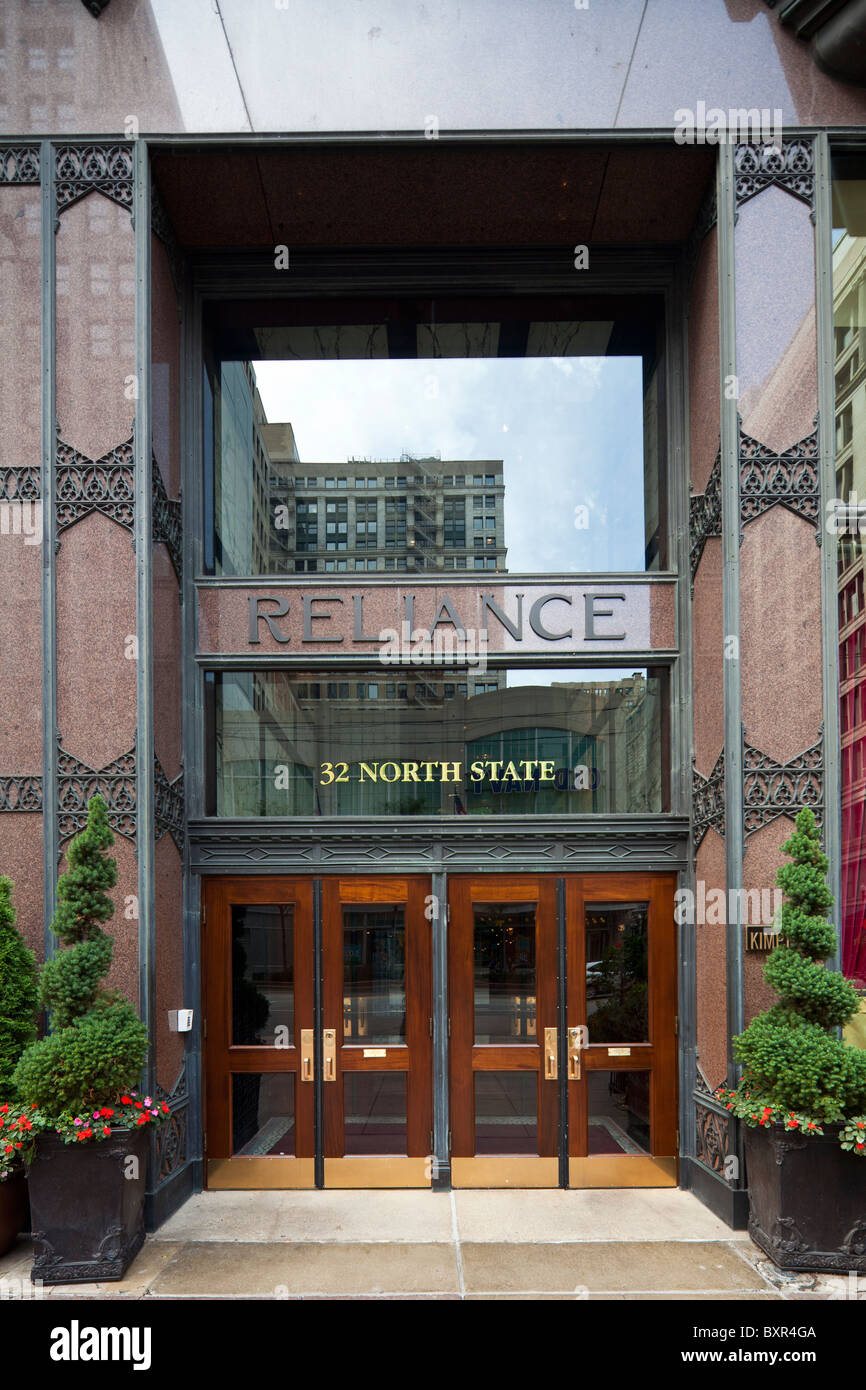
[217,361,507,575]
[215,361,273,575]
[834,228,866,982]
[211,670,663,818]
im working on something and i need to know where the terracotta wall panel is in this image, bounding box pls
[735,187,816,455]
[695,828,728,1090]
[688,224,720,496]
[0,187,42,773]
[55,193,135,461]
[739,508,822,766]
[0,187,41,471]
[0,817,43,960]
[55,513,136,769]
[692,538,724,778]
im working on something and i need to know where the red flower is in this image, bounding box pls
[161,1103,169,1114]
[136,1115,146,1126]
[858,1142,865,1150]
[14,1142,21,1149]
[0,1104,8,1115]
[120,1096,131,1105]
[3,1144,13,1155]
[100,1108,114,1119]
[857,1122,865,1129]
[102,1126,110,1136]
[134,1101,143,1110]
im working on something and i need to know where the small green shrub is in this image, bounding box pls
[13,796,148,1123]
[719,808,866,1152]
[0,876,38,1103]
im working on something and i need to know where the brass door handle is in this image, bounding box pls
[300,1028,314,1081]
[568,1026,582,1080]
[323,1027,337,1082]
[543,1026,558,1080]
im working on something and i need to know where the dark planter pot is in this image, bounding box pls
[0,1171,29,1257]
[745,1123,866,1272]
[25,1128,148,1285]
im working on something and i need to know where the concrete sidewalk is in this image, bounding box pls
[0,1189,858,1299]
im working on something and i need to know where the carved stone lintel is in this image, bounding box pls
[693,751,725,850]
[55,144,133,217]
[734,139,815,214]
[742,732,823,841]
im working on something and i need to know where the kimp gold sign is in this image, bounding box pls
[195,581,676,657]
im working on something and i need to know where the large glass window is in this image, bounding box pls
[204,667,668,816]
[204,297,666,578]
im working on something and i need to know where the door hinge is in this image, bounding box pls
[203,1130,207,1153]
[201,900,206,927]
[203,1017,207,1040]
[447,1015,451,1037]
[676,1128,680,1151]
[428,1016,433,1038]
[674,1014,678,1036]
[429,1130,434,1152]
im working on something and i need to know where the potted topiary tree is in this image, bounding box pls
[12,795,168,1284]
[0,876,38,1256]
[719,808,866,1271]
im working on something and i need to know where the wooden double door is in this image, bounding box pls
[203,872,677,1189]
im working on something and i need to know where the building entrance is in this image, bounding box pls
[202,872,677,1189]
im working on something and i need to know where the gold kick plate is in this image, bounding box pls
[300,1028,314,1081]
[543,1026,558,1080]
[323,1027,337,1081]
[567,1026,582,1080]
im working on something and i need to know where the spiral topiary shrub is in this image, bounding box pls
[12,795,151,1131]
[719,807,866,1153]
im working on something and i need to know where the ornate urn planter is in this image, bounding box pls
[0,1171,29,1258]
[745,1124,866,1272]
[25,1128,148,1284]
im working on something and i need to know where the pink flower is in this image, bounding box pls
[73,1118,82,1126]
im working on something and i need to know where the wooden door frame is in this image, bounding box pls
[202,875,316,1189]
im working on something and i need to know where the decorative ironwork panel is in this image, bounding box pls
[152,456,182,582]
[689,449,721,587]
[155,754,184,854]
[694,1067,734,1177]
[739,422,819,531]
[0,465,41,501]
[734,139,814,212]
[0,776,43,812]
[55,144,133,216]
[743,733,823,841]
[58,746,136,843]
[693,751,725,850]
[0,146,39,184]
[56,434,134,535]
[153,1064,188,1187]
